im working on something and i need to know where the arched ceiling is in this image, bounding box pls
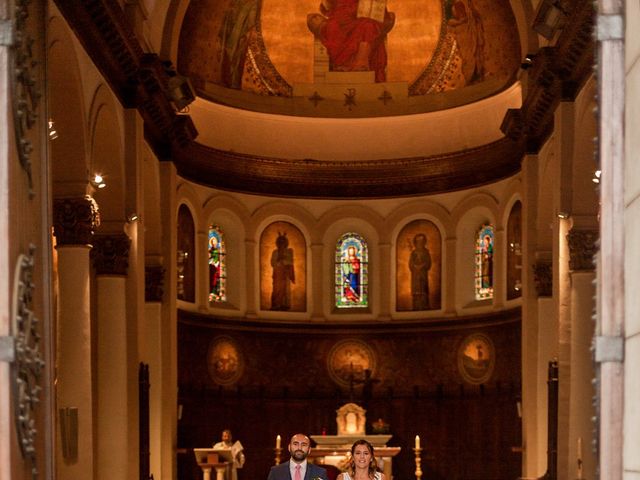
[177,0,521,118]
[52,0,594,198]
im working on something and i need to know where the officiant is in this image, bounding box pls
[213,429,245,480]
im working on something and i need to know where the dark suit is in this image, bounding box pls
[267,461,328,480]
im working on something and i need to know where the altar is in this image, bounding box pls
[307,404,401,478]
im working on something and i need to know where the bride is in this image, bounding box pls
[337,439,387,480]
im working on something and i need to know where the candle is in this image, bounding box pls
[415,435,421,449]
[577,436,582,460]
[276,434,281,449]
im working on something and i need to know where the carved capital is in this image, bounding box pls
[567,229,598,271]
[145,265,165,302]
[533,261,553,297]
[92,234,130,275]
[53,196,101,246]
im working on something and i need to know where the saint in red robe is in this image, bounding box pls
[318,0,390,82]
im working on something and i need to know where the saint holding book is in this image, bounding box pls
[307,0,395,82]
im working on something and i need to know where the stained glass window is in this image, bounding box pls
[335,233,368,308]
[208,225,226,303]
[475,224,494,300]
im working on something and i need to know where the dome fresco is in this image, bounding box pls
[178,0,521,117]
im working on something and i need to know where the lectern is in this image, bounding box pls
[193,448,233,480]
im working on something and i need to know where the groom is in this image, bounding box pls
[267,433,329,480]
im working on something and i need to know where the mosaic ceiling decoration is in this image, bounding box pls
[178,0,521,117]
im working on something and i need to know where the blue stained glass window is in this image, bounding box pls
[208,226,226,303]
[335,233,368,308]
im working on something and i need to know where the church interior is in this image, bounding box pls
[1,0,638,479]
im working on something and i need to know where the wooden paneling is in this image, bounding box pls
[178,310,522,479]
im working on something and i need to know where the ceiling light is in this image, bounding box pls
[592,170,601,184]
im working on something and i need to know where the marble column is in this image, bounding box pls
[143,265,165,479]
[92,233,131,480]
[566,228,598,480]
[53,196,100,480]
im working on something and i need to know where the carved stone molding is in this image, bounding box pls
[10,245,44,478]
[533,261,553,297]
[91,234,131,275]
[145,265,165,302]
[567,229,598,271]
[53,196,101,246]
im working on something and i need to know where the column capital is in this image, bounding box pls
[145,265,165,302]
[92,233,130,275]
[567,229,598,272]
[533,260,552,297]
[53,196,101,247]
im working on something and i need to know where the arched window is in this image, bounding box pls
[177,204,195,302]
[335,233,368,308]
[506,201,522,299]
[475,224,494,300]
[208,225,227,303]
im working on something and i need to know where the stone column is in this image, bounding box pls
[443,237,457,314]
[492,228,506,308]
[378,242,391,318]
[566,228,597,480]
[143,265,165,479]
[92,233,131,480]
[53,196,100,480]
[310,243,324,319]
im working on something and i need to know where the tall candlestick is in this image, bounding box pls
[276,434,281,449]
[415,435,420,449]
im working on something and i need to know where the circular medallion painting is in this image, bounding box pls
[457,333,495,384]
[207,336,244,385]
[327,339,376,387]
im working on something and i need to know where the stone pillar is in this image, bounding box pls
[143,265,165,479]
[310,243,324,319]
[92,233,131,480]
[197,230,209,310]
[53,196,100,480]
[443,237,457,314]
[566,228,597,480]
[245,239,257,316]
[493,228,506,308]
[378,242,391,318]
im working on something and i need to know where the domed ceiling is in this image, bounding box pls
[178,0,521,117]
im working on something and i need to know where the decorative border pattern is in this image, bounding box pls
[11,245,44,479]
[10,0,41,198]
[207,335,244,385]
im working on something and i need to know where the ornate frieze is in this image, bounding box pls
[145,265,165,302]
[11,245,44,479]
[53,196,101,247]
[567,229,598,271]
[91,233,130,275]
[533,260,553,297]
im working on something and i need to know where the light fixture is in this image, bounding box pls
[592,170,602,184]
[557,211,569,219]
[48,119,58,140]
[520,54,536,70]
[91,174,106,189]
[533,0,568,39]
[167,75,196,112]
[127,213,139,222]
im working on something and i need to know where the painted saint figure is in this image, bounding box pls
[307,0,395,82]
[447,0,485,85]
[270,232,295,310]
[342,245,361,302]
[409,233,432,310]
[481,234,493,288]
[218,0,259,88]
[209,235,221,301]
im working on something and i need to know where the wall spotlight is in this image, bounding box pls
[557,212,569,219]
[127,213,139,223]
[91,174,106,189]
[592,170,601,184]
[48,119,58,140]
